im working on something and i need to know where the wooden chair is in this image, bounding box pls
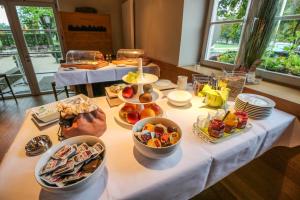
[51,81,70,101]
[0,74,17,103]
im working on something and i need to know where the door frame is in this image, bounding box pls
[0,0,65,96]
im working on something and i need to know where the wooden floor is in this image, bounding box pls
[0,94,55,161]
[0,94,300,200]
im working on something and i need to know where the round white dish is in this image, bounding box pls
[113,103,164,128]
[132,117,182,159]
[167,90,192,107]
[122,73,158,85]
[154,79,172,87]
[35,136,106,192]
[118,88,163,105]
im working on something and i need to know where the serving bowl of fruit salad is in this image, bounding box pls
[132,117,182,159]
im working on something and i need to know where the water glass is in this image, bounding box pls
[177,76,188,90]
[192,74,210,95]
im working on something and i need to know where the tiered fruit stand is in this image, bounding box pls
[114,59,164,128]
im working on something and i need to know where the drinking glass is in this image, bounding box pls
[177,76,188,90]
[220,71,246,101]
[192,74,210,95]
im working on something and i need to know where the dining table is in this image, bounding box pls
[0,92,299,200]
[54,63,160,97]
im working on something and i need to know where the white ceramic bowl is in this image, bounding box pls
[132,117,182,159]
[167,90,192,107]
[35,136,106,192]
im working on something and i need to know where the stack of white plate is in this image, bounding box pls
[235,93,276,119]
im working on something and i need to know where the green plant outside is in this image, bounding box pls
[217,51,236,64]
[215,0,300,77]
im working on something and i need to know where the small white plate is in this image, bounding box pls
[155,79,172,87]
[122,73,158,84]
[113,103,165,128]
[32,114,58,128]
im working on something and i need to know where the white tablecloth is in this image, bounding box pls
[54,64,160,87]
[0,96,298,200]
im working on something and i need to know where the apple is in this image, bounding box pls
[140,108,156,119]
[126,111,140,124]
[122,86,134,98]
[139,93,152,103]
[149,104,161,115]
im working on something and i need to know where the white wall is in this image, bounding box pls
[121,0,134,48]
[57,0,123,53]
[135,0,184,65]
[178,0,208,66]
[135,0,208,66]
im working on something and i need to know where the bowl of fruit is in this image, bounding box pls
[116,103,163,126]
[132,117,182,159]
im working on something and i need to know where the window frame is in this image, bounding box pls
[200,0,300,88]
[200,0,254,70]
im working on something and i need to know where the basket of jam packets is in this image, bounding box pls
[35,136,106,192]
[132,117,182,159]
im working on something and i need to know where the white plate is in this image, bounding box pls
[113,103,164,128]
[32,114,59,128]
[235,104,272,112]
[237,93,275,108]
[235,99,273,109]
[31,102,59,123]
[154,79,172,87]
[118,88,163,105]
[122,73,158,84]
[167,90,192,107]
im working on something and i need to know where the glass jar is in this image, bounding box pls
[220,72,246,101]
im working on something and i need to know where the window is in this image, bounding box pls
[260,0,300,77]
[201,0,300,87]
[202,0,250,67]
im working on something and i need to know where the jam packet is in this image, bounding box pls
[40,158,68,175]
[52,145,76,160]
[76,143,90,154]
[74,150,92,165]
[92,143,104,154]
[52,159,75,176]
[63,163,84,176]
[62,171,91,184]
[41,174,65,187]
[82,159,102,173]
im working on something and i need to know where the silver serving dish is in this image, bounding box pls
[25,135,52,156]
